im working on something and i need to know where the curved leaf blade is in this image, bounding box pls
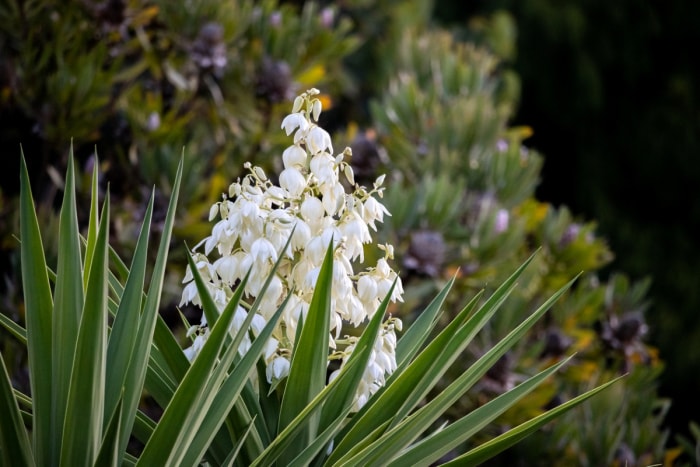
[19,152,54,465]
[277,240,334,448]
[0,351,35,466]
[52,150,84,463]
[136,257,249,465]
[59,193,110,466]
[443,376,625,466]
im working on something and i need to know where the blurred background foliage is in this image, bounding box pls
[1,0,698,465]
[432,0,700,462]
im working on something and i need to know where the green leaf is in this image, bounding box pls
[251,357,365,467]
[444,376,625,466]
[394,274,454,367]
[338,272,580,466]
[102,216,189,420]
[221,417,256,467]
[200,229,302,460]
[94,395,123,467]
[0,352,35,466]
[290,280,399,467]
[386,356,571,466]
[136,259,250,465]
[256,357,281,440]
[142,356,178,408]
[111,156,188,390]
[19,152,54,466]
[104,191,152,423]
[121,156,184,462]
[114,157,183,463]
[151,313,191,384]
[328,291,483,463]
[131,410,157,447]
[180,230,295,464]
[320,279,397,435]
[220,397,267,465]
[140,154,188,381]
[104,189,154,463]
[329,253,537,464]
[83,146,100,290]
[391,270,572,431]
[52,150,84,464]
[0,312,27,344]
[379,357,572,466]
[179,294,288,466]
[59,193,110,466]
[287,404,355,467]
[277,239,334,451]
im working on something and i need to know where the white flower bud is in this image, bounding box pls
[185,324,199,338]
[328,369,341,384]
[310,154,337,188]
[291,219,312,251]
[266,186,287,202]
[208,203,219,221]
[184,333,208,361]
[312,98,322,121]
[214,255,239,285]
[374,174,386,188]
[254,166,268,181]
[292,95,304,113]
[344,163,355,186]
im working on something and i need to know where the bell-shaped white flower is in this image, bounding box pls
[282,144,307,168]
[280,167,306,198]
[300,196,324,223]
[291,218,312,251]
[307,126,333,155]
[281,112,309,136]
[363,196,391,231]
[266,355,291,382]
[184,332,208,361]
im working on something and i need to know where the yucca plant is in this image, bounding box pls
[0,89,622,466]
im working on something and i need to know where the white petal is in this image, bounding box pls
[281,112,309,136]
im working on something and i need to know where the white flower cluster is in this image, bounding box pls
[181,88,404,409]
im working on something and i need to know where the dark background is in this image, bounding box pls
[434,0,700,437]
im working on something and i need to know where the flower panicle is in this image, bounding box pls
[180,89,403,409]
